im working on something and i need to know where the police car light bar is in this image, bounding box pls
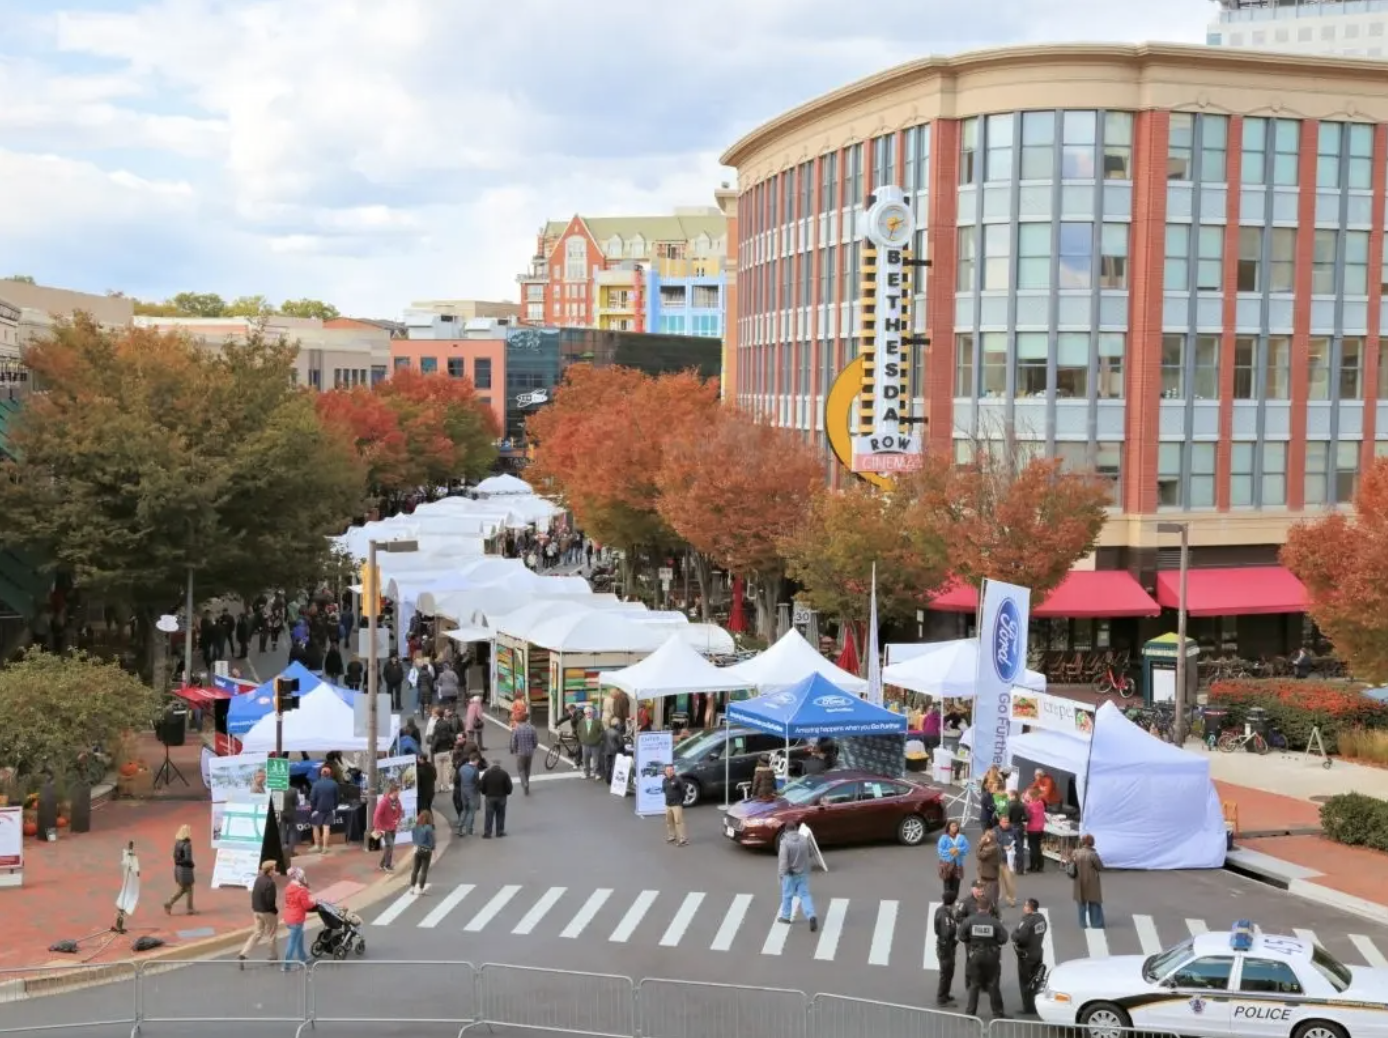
[1231,921,1256,951]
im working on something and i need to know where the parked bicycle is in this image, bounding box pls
[545,728,580,770]
[1217,725,1270,755]
[1094,659,1136,699]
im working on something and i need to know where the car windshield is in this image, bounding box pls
[779,774,835,805]
[674,729,725,760]
[1310,945,1352,993]
[1142,939,1194,983]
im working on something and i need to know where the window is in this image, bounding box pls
[1234,337,1256,399]
[1021,111,1056,180]
[821,151,838,212]
[1231,442,1255,507]
[1099,224,1128,289]
[1103,111,1133,180]
[1313,230,1338,294]
[1165,225,1190,291]
[1238,227,1263,292]
[1168,113,1194,181]
[420,356,438,374]
[1057,333,1088,398]
[1306,441,1330,506]
[983,224,1011,290]
[1267,336,1291,400]
[1194,336,1219,399]
[473,358,492,389]
[1269,228,1295,292]
[799,160,814,218]
[1273,119,1300,186]
[1264,441,1287,506]
[1016,333,1048,396]
[393,356,410,370]
[605,237,622,258]
[447,357,465,378]
[821,244,836,306]
[1019,223,1053,289]
[1242,117,1268,186]
[1161,335,1185,397]
[1096,442,1122,505]
[1201,116,1228,182]
[1345,231,1370,295]
[1308,338,1331,400]
[1239,959,1303,996]
[1341,338,1364,400]
[1190,443,1216,508]
[564,236,587,280]
[873,134,896,188]
[847,143,863,207]
[1098,334,1124,399]
[985,114,1015,182]
[1062,111,1096,179]
[1196,226,1224,291]
[981,333,1007,396]
[960,118,979,184]
[955,333,975,396]
[1158,443,1182,506]
[1170,957,1234,991]
[1059,222,1092,288]
[820,782,861,806]
[1318,122,1343,188]
[957,227,976,291]
[1349,124,1374,189]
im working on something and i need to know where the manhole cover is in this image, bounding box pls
[1309,795,1332,804]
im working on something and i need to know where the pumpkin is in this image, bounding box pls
[56,816,69,829]
[22,822,37,838]
[118,762,139,778]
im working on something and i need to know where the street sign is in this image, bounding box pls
[657,567,674,581]
[264,757,290,792]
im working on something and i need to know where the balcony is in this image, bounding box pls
[595,269,639,287]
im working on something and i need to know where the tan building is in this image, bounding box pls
[410,299,521,323]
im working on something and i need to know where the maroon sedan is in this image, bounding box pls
[723,770,947,851]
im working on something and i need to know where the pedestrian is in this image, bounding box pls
[510,714,538,794]
[308,766,339,853]
[235,612,250,659]
[323,643,344,684]
[510,696,529,728]
[661,764,689,846]
[373,782,404,871]
[958,879,990,921]
[936,820,969,900]
[602,719,624,785]
[282,867,315,971]
[416,752,436,814]
[933,890,960,1007]
[1023,790,1046,873]
[996,815,1019,908]
[344,657,364,691]
[383,652,404,711]
[750,754,777,800]
[431,709,458,794]
[1011,898,1048,1016]
[479,757,513,838]
[1069,834,1105,929]
[237,859,280,967]
[163,824,196,916]
[410,809,436,895]
[610,688,631,733]
[775,824,818,931]
[576,706,603,780]
[455,753,482,837]
[465,693,486,750]
[437,662,460,707]
[976,826,1001,910]
[960,901,1008,1019]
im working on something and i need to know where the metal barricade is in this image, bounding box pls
[637,978,808,1038]
[988,1019,1181,1038]
[0,964,138,1036]
[299,960,477,1037]
[134,958,308,1033]
[811,993,984,1038]
[470,963,635,1037]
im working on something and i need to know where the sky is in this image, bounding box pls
[0,0,1211,317]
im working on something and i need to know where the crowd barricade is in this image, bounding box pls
[637,978,809,1038]
[134,958,307,1031]
[0,963,138,1036]
[809,993,984,1038]
[470,962,635,1037]
[987,1021,1181,1038]
[298,960,476,1038]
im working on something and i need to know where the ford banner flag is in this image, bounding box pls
[972,579,1031,775]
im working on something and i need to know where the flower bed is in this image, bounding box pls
[1207,679,1388,754]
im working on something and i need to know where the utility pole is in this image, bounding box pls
[1158,522,1191,744]
[183,567,194,685]
[364,538,416,849]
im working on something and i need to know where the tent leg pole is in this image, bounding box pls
[723,716,729,809]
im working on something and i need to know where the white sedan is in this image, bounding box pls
[1038,922,1388,1038]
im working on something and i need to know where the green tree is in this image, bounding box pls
[280,298,341,321]
[0,649,161,782]
[0,317,366,673]
[169,291,228,317]
[226,294,275,318]
[4,274,35,285]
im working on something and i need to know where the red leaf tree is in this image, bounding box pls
[315,387,411,491]
[1282,458,1388,681]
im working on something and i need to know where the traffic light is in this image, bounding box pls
[360,562,380,619]
[274,677,300,713]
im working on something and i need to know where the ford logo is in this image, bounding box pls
[992,598,1023,684]
[763,692,797,709]
[813,695,853,709]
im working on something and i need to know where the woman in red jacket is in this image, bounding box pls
[1023,791,1047,874]
[373,783,404,871]
[282,867,316,971]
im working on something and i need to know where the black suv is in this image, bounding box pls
[671,727,810,807]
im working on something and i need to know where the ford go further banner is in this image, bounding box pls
[972,579,1031,775]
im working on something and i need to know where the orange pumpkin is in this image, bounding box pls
[56,816,69,829]
[118,762,139,778]
[21,822,38,838]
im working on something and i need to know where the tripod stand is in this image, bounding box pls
[153,717,188,790]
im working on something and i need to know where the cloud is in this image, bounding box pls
[0,0,1212,314]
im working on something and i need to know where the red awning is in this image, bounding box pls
[1155,566,1307,617]
[173,685,232,708]
[929,571,1160,618]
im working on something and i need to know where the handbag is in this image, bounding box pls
[937,860,960,881]
[1064,858,1078,879]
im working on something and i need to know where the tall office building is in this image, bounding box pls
[1208,0,1388,57]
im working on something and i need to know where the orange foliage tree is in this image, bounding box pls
[315,387,411,491]
[1282,458,1388,681]
[657,411,824,635]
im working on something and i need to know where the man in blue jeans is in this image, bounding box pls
[776,826,819,932]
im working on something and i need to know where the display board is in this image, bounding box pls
[633,731,674,817]
[210,794,283,889]
[527,647,550,707]
[0,806,22,888]
[373,755,420,846]
[495,644,521,706]
[610,754,632,797]
[1011,691,1095,738]
[208,752,269,848]
[560,666,623,712]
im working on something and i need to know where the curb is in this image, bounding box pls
[1226,851,1388,926]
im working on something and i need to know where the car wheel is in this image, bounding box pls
[897,814,928,846]
[1078,1002,1132,1038]
[681,778,701,807]
[1295,1022,1349,1038]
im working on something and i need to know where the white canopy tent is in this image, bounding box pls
[443,624,493,644]
[475,474,534,496]
[239,684,399,754]
[882,638,1047,698]
[527,610,666,654]
[1007,701,1226,870]
[676,623,736,655]
[722,629,868,694]
[599,635,748,697]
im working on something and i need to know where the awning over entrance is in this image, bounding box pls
[1154,566,1308,617]
[928,571,1160,618]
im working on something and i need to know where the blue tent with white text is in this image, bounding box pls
[226,662,352,735]
[727,672,907,739]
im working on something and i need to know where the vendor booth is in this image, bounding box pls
[239,684,400,754]
[883,638,1047,698]
[723,629,868,694]
[528,610,666,721]
[227,662,343,736]
[599,634,750,730]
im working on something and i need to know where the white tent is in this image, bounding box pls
[882,638,1047,698]
[475,474,534,496]
[1008,702,1226,870]
[722,629,868,694]
[443,624,493,644]
[675,623,736,655]
[527,610,665,653]
[240,684,399,754]
[599,635,749,697]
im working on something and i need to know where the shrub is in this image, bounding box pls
[1320,792,1388,852]
[1334,727,1388,765]
[1206,679,1388,754]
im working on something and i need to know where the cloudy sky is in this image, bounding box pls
[0,0,1211,317]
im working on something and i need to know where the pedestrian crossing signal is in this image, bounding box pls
[275,676,300,714]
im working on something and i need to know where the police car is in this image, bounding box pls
[1037,921,1388,1038]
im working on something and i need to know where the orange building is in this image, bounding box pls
[388,337,506,435]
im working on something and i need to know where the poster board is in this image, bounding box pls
[561,666,624,712]
[634,731,674,817]
[799,823,828,872]
[1010,691,1095,738]
[609,754,632,797]
[527,647,550,707]
[373,755,420,846]
[210,795,283,889]
[0,806,22,887]
[495,644,521,706]
[208,752,269,848]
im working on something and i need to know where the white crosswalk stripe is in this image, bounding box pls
[465,885,521,932]
[661,893,705,948]
[1294,928,1319,947]
[1039,908,1056,969]
[561,889,612,939]
[762,909,793,957]
[814,898,848,962]
[1186,918,1208,936]
[371,889,417,927]
[610,890,659,943]
[869,900,898,967]
[923,902,942,971]
[1350,934,1388,968]
[512,886,566,936]
[711,894,752,952]
[1084,927,1110,959]
[419,884,474,929]
[1133,914,1162,955]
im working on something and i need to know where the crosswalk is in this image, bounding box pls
[368,882,1388,972]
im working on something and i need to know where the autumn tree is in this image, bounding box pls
[657,411,824,635]
[0,317,366,673]
[315,387,412,493]
[226,294,275,318]
[1282,458,1388,681]
[376,368,500,485]
[781,483,950,626]
[126,292,341,321]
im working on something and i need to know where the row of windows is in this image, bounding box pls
[960,111,1134,184]
[958,221,1129,292]
[1161,225,1373,295]
[1157,438,1361,509]
[391,356,493,388]
[955,332,1124,399]
[658,314,722,336]
[330,367,386,389]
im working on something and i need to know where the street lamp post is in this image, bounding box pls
[1157,521,1191,745]
[365,538,418,848]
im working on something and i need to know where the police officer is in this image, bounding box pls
[960,900,1008,1019]
[933,890,960,1006]
[958,879,989,921]
[1012,898,1047,1015]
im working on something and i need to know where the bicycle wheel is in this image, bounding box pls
[544,741,561,771]
[1250,733,1269,755]
[1117,677,1136,700]
[1095,675,1114,696]
[1216,732,1240,753]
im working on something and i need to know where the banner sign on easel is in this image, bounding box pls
[634,731,674,817]
[610,755,632,797]
[210,794,284,889]
[0,806,23,888]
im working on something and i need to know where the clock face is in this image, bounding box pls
[870,201,913,248]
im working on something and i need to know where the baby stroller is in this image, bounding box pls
[310,901,366,960]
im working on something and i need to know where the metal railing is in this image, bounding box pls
[0,958,1188,1038]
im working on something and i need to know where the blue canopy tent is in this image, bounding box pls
[227,662,353,736]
